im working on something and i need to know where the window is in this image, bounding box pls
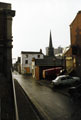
[26,55,28,58]
[61,77,66,81]
[66,76,72,79]
[25,60,28,64]
[38,55,40,58]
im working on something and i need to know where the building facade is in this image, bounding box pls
[32,58,65,80]
[64,11,81,77]
[0,2,15,79]
[54,46,63,55]
[21,50,44,74]
[70,11,81,77]
[0,2,15,119]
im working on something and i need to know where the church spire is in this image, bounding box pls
[47,31,54,57]
[49,31,53,48]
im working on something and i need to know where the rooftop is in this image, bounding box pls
[21,51,43,55]
[35,57,63,67]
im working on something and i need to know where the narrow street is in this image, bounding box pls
[14,79,41,120]
[13,71,81,120]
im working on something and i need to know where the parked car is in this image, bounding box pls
[52,75,80,87]
[68,84,81,98]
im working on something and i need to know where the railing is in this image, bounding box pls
[11,69,19,120]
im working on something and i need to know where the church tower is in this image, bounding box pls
[46,31,54,57]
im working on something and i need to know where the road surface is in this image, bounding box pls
[13,71,81,120]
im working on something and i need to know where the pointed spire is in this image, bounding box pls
[49,31,53,48]
[47,30,54,57]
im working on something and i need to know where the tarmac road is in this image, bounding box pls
[14,78,41,120]
[13,71,81,120]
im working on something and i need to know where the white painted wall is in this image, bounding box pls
[21,53,44,74]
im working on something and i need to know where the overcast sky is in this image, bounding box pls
[1,0,81,62]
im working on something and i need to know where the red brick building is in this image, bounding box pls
[64,11,81,77]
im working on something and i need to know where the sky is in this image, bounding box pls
[1,0,81,62]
